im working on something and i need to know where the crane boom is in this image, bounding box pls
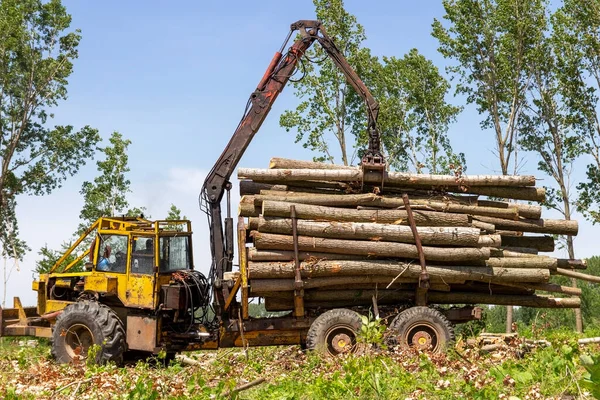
[201,20,384,313]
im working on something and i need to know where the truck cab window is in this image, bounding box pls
[159,236,191,272]
[131,237,155,275]
[96,235,128,273]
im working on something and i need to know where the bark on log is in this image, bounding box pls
[498,282,582,296]
[239,180,286,196]
[450,282,534,295]
[472,220,496,233]
[483,257,562,270]
[555,268,600,283]
[496,230,523,237]
[263,291,580,311]
[253,193,519,219]
[455,186,546,202]
[269,157,357,170]
[501,247,538,255]
[477,200,542,219]
[238,168,537,187]
[247,259,548,284]
[475,216,578,236]
[478,235,502,247]
[256,217,482,247]
[500,235,555,252]
[490,248,542,258]
[239,196,261,217]
[247,248,366,262]
[249,276,420,292]
[251,232,491,262]
[262,201,471,226]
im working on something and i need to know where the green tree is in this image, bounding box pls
[0,0,100,262]
[433,0,546,332]
[375,49,464,173]
[518,11,584,331]
[551,1,600,224]
[34,242,80,275]
[279,0,375,165]
[166,204,186,220]
[78,132,133,231]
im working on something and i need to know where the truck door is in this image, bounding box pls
[126,236,156,309]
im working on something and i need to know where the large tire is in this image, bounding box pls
[52,301,126,365]
[306,309,363,357]
[387,306,454,353]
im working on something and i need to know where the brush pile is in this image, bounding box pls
[237,158,598,312]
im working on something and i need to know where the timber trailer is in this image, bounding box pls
[0,20,479,363]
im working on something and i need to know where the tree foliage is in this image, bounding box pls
[432,0,546,175]
[375,49,464,173]
[0,0,100,260]
[78,132,133,231]
[551,1,600,223]
[279,0,371,165]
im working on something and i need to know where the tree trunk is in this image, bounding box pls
[500,235,554,252]
[252,193,520,219]
[269,157,356,170]
[498,282,582,296]
[256,217,482,246]
[249,276,420,292]
[477,200,542,219]
[238,168,537,187]
[478,235,501,247]
[475,216,578,236]
[555,268,600,283]
[238,196,261,217]
[247,248,366,262]
[471,220,495,233]
[261,200,471,226]
[263,291,580,311]
[239,180,286,196]
[490,248,542,257]
[247,259,549,284]
[251,232,491,262]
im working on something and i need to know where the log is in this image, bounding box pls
[247,260,549,284]
[578,337,600,345]
[500,247,539,255]
[478,235,502,247]
[263,291,580,311]
[256,217,482,247]
[269,157,357,170]
[239,196,261,217]
[475,216,578,236]
[472,219,495,233]
[457,186,546,202]
[555,268,600,283]
[450,282,534,295]
[247,248,366,262]
[239,180,286,196]
[484,257,585,270]
[250,276,422,292]
[500,235,555,252]
[262,201,471,226]
[496,230,523,237]
[498,282,582,296]
[238,168,537,187]
[490,248,542,257]
[477,200,542,219]
[253,193,519,219]
[251,232,491,262]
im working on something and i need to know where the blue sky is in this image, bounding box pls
[5,1,597,306]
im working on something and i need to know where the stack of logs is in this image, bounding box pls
[237,158,599,312]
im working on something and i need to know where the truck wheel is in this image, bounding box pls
[306,309,363,357]
[387,307,454,353]
[52,301,125,365]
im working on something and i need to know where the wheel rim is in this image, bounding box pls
[64,323,95,360]
[324,324,358,356]
[404,322,441,352]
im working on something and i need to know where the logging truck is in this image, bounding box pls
[1,20,588,364]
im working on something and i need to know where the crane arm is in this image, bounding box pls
[201,21,384,311]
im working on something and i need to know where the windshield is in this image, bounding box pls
[159,236,191,272]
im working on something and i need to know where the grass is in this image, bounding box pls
[0,332,598,399]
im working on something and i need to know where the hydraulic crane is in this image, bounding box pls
[201,20,386,318]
